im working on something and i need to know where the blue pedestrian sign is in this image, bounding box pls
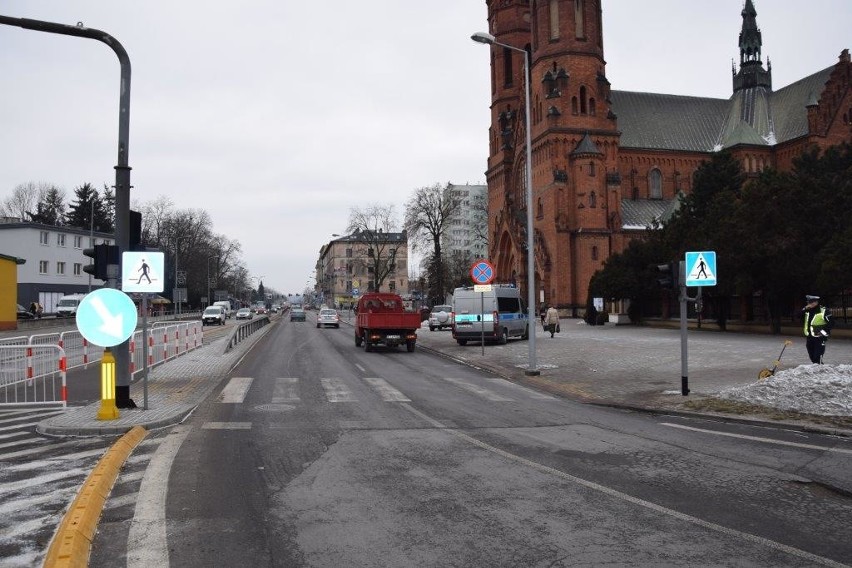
[470,259,496,285]
[685,251,717,287]
[122,251,165,293]
[76,288,138,347]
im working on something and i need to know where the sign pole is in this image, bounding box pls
[142,292,149,409]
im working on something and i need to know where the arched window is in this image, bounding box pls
[589,191,597,208]
[571,96,579,115]
[537,197,544,218]
[588,160,596,177]
[589,97,596,116]
[591,245,598,261]
[580,86,587,114]
[503,47,513,87]
[649,169,662,199]
[575,0,585,38]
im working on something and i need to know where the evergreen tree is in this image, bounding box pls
[27,186,66,225]
[66,183,111,233]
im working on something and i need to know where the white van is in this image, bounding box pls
[56,294,87,318]
[213,300,233,319]
[451,284,529,345]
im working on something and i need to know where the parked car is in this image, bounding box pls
[316,308,340,328]
[202,306,226,326]
[235,308,253,320]
[17,304,34,320]
[428,304,453,331]
[290,307,306,322]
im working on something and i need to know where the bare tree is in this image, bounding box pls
[404,183,457,303]
[1,182,54,219]
[346,204,401,292]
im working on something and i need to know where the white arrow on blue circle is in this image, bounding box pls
[89,295,126,338]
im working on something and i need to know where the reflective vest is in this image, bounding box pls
[804,307,828,337]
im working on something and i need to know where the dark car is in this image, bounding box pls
[17,304,34,320]
[290,307,306,322]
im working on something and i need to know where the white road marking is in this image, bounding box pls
[354,364,366,373]
[0,440,96,461]
[272,377,301,403]
[660,422,852,455]
[202,422,252,430]
[363,377,411,402]
[0,409,65,426]
[218,376,254,403]
[400,404,846,568]
[444,377,514,401]
[127,424,192,568]
[321,377,357,402]
[486,378,556,399]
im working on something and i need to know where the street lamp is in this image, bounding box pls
[471,31,538,376]
[207,255,217,308]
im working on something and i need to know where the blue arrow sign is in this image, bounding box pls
[685,251,717,287]
[75,288,138,347]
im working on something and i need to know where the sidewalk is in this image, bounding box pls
[37,326,274,437]
[36,317,852,437]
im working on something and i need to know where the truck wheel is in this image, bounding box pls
[406,341,415,352]
[355,332,362,347]
[498,328,508,345]
[456,339,467,346]
[522,324,529,340]
[364,335,373,352]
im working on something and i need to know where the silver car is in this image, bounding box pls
[316,308,340,328]
[428,305,453,331]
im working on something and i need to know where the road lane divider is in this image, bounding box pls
[43,425,148,567]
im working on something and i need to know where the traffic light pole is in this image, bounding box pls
[0,16,136,407]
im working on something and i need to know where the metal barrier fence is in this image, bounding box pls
[226,316,270,351]
[0,321,203,406]
[0,345,67,407]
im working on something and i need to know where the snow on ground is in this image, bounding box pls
[716,364,852,416]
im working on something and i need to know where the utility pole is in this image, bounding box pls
[0,16,136,407]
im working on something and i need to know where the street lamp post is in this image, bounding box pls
[471,31,538,376]
[207,255,217,307]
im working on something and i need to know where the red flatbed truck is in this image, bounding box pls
[354,293,420,352]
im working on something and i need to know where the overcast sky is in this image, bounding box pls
[1,1,849,295]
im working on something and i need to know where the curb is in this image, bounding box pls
[43,426,148,567]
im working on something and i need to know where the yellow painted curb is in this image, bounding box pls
[43,426,148,568]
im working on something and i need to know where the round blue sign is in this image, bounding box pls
[75,288,138,347]
[470,260,496,285]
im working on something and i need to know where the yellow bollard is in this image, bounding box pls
[97,348,120,420]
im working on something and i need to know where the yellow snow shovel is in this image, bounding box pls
[758,340,793,380]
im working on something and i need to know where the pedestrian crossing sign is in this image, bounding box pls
[685,251,717,287]
[122,251,165,293]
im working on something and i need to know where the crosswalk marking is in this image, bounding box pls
[219,377,254,403]
[202,422,252,430]
[487,378,556,399]
[443,377,514,401]
[363,377,411,402]
[272,377,301,403]
[321,377,357,402]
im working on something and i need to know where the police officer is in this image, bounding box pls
[803,295,833,364]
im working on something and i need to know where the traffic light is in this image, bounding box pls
[655,261,680,290]
[83,244,120,282]
[129,210,142,251]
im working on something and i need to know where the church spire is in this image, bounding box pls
[733,0,772,92]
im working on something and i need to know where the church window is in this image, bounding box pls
[632,187,639,200]
[537,197,544,218]
[589,191,597,208]
[588,161,596,177]
[549,0,560,40]
[580,86,587,114]
[589,97,596,116]
[503,47,513,87]
[575,0,585,39]
[571,96,578,115]
[591,245,598,261]
[649,169,662,199]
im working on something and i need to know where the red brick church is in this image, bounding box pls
[482,0,851,311]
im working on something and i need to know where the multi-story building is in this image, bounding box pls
[0,218,113,312]
[442,183,488,263]
[481,0,850,311]
[316,230,409,307]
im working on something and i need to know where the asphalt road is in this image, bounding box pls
[84,316,852,567]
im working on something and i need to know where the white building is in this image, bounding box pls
[0,218,113,312]
[442,183,488,262]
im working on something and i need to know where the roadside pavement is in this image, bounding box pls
[34,315,852,438]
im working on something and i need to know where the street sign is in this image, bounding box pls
[76,288,138,347]
[685,251,717,287]
[470,259,496,285]
[473,284,492,292]
[122,252,165,293]
[173,288,187,303]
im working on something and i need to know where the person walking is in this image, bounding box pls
[544,304,560,338]
[803,295,833,364]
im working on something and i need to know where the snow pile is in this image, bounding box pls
[716,364,852,416]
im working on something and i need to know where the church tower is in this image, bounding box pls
[484,0,620,309]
